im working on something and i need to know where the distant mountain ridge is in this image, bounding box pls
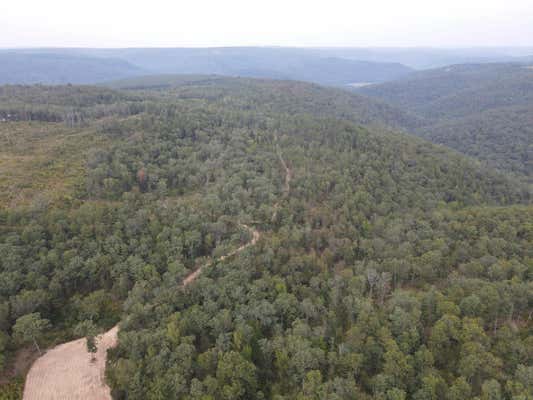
[310,47,533,69]
[2,47,532,86]
[0,52,145,84]
[8,45,533,68]
[0,48,413,86]
[81,47,414,85]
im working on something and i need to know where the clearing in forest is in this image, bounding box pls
[23,326,118,400]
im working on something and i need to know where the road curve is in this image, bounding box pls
[23,225,260,400]
[23,136,290,399]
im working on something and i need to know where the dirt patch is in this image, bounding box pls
[23,326,118,400]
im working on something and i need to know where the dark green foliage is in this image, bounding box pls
[75,319,99,358]
[12,313,51,355]
[106,74,423,130]
[0,80,531,399]
[0,378,24,400]
[358,63,533,179]
[418,105,532,177]
[0,84,146,124]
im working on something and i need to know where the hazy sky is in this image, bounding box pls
[1,0,532,48]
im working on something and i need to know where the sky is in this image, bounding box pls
[1,0,533,48]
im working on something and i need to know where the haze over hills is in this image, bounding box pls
[358,63,533,179]
[311,47,533,69]
[84,47,414,85]
[0,53,145,85]
[2,46,533,87]
[358,63,533,116]
[0,48,413,86]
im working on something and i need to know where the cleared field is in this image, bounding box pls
[0,121,108,209]
[23,326,118,400]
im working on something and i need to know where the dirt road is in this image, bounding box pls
[23,137,289,399]
[22,225,260,400]
[182,224,260,286]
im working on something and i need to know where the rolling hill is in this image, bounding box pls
[358,63,533,178]
[0,48,413,86]
[0,77,530,400]
[0,53,145,85]
[313,46,533,69]
[87,47,414,85]
[104,74,423,130]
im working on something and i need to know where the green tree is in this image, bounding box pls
[12,313,51,355]
[481,379,502,400]
[75,319,99,361]
[216,351,257,400]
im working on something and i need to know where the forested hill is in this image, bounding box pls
[105,74,423,130]
[357,63,533,179]
[0,80,531,399]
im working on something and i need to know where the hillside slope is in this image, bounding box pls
[358,63,533,178]
[106,74,423,130]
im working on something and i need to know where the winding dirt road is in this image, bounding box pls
[182,224,260,286]
[23,137,290,400]
[23,225,260,400]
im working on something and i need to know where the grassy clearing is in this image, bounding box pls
[0,122,110,209]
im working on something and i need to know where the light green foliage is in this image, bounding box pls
[12,312,51,355]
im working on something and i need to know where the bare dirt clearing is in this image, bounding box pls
[23,326,118,400]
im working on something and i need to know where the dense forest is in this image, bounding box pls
[358,63,533,180]
[0,79,531,400]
